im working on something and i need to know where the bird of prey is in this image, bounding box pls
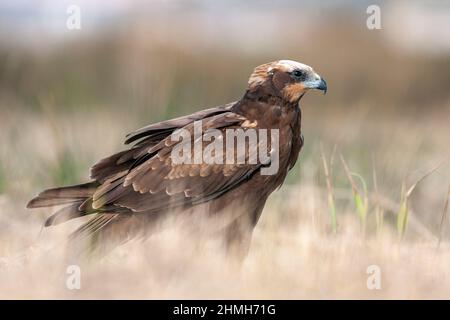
[27,60,327,258]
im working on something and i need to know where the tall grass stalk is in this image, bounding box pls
[372,164,384,234]
[437,183,450,248]
[321,144,337,233]
[397,162,445,239]
[396,182,409,238]
[340,154,368,232]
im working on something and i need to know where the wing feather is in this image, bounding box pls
[90,110,266,214]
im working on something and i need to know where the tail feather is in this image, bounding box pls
[27,182,98,208]
[67,213,153,258]
[44,201,86,226]
[28,182,147,257]
[27,181,100,227]
[69,213,119,241]
[27,197,86,208]
[68,213,124,258]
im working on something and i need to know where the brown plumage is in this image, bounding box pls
[27,60,327,257]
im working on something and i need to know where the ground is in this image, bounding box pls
[1,108,449,299]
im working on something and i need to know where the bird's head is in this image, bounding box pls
[247,60,327,103]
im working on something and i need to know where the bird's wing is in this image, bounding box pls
[90,111,269,214]
[90,102,235,183]
[124,102,235,144]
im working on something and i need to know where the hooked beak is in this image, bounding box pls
[305,75,328,95]
[316,78,327,94]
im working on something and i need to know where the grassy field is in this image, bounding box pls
[1,1,450,299]
[0,106,449,299]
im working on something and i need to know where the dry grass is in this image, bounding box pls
[0,108,449,299]
[1,2,450,299]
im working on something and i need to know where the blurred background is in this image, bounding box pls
[1,0,450,299]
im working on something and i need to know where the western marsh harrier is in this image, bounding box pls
[27,60,327,257]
